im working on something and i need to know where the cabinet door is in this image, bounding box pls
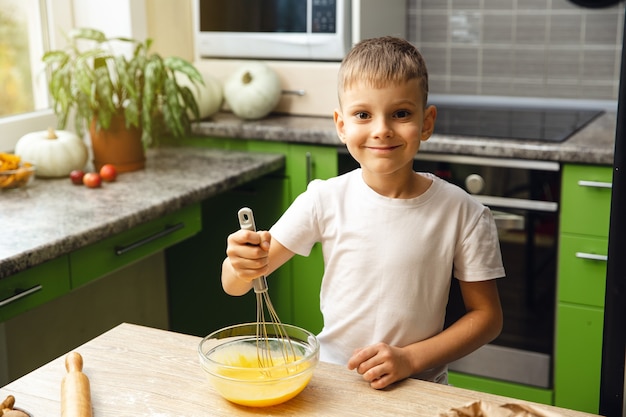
[560,165,612,238]
[166,176,289,336]
[557,235,608,307]
[288,144,337,334]
[0,257,70,321]
[554,303,604,414]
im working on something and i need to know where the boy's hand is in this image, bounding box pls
[347,343,413,389]
[225,229,271,282]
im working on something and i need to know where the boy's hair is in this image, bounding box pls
[338,36,429,107]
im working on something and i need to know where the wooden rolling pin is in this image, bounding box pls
[61,352,93,417]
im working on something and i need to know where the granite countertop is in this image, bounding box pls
[192,111,617,166]
[0,146,285,279]
[2,109,616,279]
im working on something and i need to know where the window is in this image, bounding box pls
[0,0,72,151]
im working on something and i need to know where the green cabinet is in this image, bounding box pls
[0,256,70,322]
[554,164,612,413]
[166,137,337,336]
[449,372,553,405]
[2,204,201,323]
[70,203,202,288]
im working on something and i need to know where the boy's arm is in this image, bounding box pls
[221,229,295,296]
[348,279,503,389]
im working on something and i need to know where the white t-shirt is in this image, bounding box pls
[269,169,505,382]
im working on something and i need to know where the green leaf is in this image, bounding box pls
[69,28,106,43]
[164,56,203,84]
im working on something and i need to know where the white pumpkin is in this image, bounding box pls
[224,62,282,120]
[177,72,224,119]
[15,128,88,178]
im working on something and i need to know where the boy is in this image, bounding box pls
[222,36,504,389]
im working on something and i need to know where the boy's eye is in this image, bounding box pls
[394,110,411,118]
[354,111,370,120]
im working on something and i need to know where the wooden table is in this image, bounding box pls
[0,323,601,416]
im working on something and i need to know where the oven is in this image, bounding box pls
[337,149,561,388]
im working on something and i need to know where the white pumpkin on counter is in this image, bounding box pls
[176,71,224,119]
[224,62,282,120]
[15,128,88,178]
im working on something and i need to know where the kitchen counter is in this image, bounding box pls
[0,322,601,417]
[0,146,285,279]
[192,110,617,165]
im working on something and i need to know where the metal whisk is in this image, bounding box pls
[237,207,296,368]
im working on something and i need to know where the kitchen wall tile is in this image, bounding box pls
[516,0,549,10]
[450,46,479,77]
[549,14,584,44]
[450,79,480,94]
[550,0,581,10]
[481,79,515,96]
[512,80,549,97]
[513,48,547,79]
[546,48,581,80]
[407,0,624,101]
[483,14,513,44]
[482,47,514,77]
[584,13,620,45]
[482,0,513,10]
[450,11,481,43]
[582,49,619,80]
[428,78,449,96]
[451,0,481,10]
[580,83,619,100]
[418,13,449,43]
[420,0,447,10]
[516,14,548,44]
[419,46,448,76]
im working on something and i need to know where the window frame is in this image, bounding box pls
[0,0,145,152]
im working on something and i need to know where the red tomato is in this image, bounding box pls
[69,170,85,185]
[99,164,117,182]
[83,172,102,188]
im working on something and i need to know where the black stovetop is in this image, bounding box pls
[433,105,604,143]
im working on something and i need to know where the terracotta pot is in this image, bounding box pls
[89,115,146,172]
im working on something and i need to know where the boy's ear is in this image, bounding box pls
[334,109,347,144]
[421,105,437,141]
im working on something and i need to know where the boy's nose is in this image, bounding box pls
[373,118,393,139]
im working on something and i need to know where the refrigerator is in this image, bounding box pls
[600,6,626,417]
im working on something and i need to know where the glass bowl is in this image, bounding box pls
[198,322,319,407]
[0,163,36,190]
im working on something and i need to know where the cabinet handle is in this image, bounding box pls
[114,223,185,256]
[305,152,313,184]
[575,252,608,262]
[0,285,43,307]
[578,180,612,189]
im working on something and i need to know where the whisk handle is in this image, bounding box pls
[237,207,269,294]
[238,207,257,232]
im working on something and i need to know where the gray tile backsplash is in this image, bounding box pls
[407,0,624,101]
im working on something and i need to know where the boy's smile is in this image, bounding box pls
[334,79,437,198]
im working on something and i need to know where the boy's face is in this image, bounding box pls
[334,79,436,180]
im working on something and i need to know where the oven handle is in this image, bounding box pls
[492,210,525,231]
[474,195,558,213]
[578,180,612,189]
[575,252,608,262]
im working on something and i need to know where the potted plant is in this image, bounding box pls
[42,27,205,172]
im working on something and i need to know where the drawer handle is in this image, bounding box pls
[0,285,43,307]
[115,223,185,256]
[578,180,612,189]
[305,152,312,184]
[575,252,608,262]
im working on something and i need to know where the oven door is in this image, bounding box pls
[436,158,560,388]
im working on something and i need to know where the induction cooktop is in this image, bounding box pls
[432,105,604,143]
